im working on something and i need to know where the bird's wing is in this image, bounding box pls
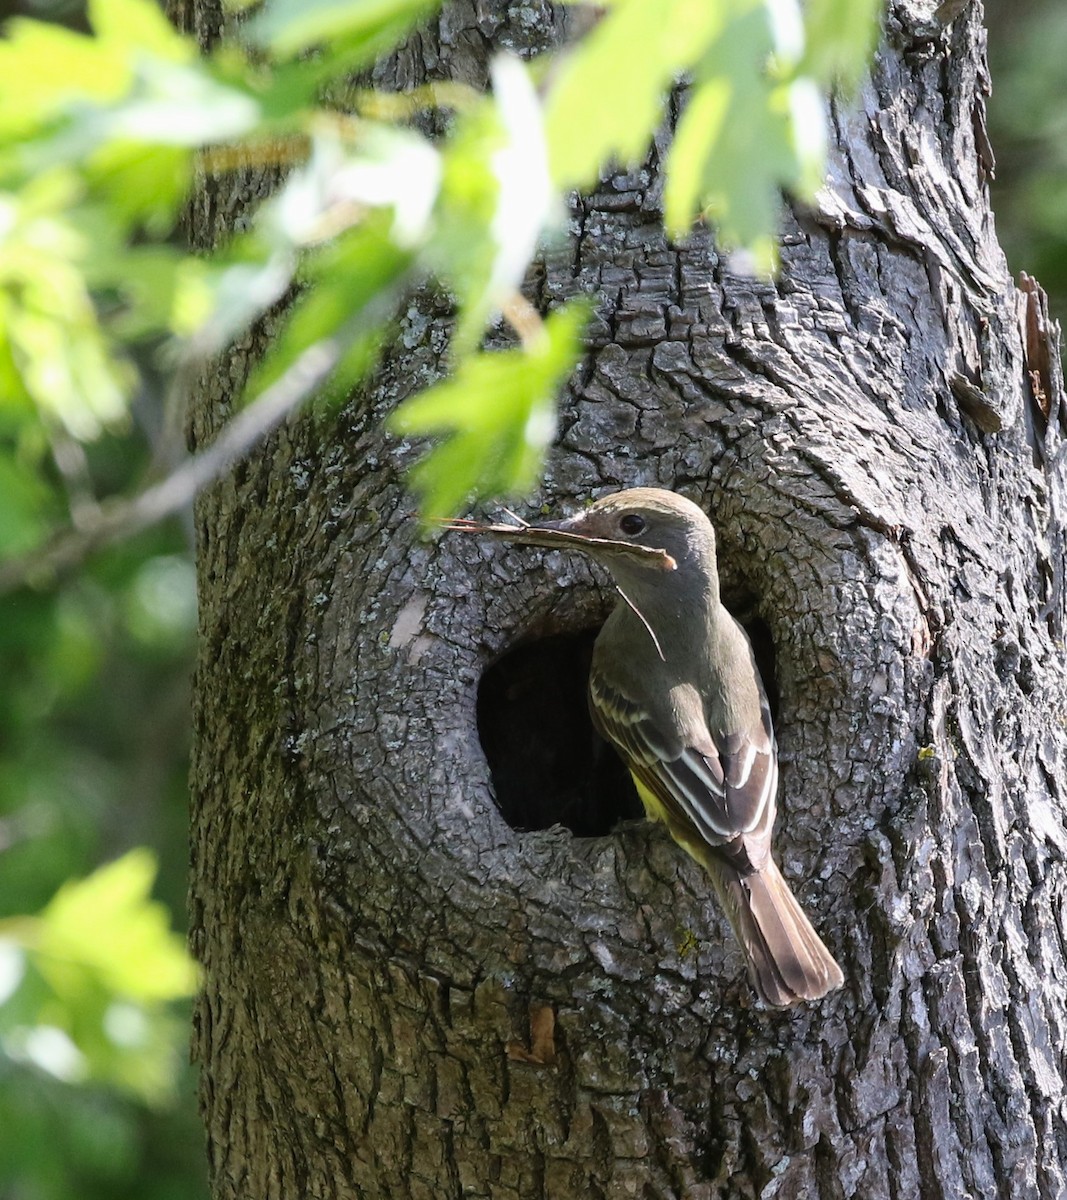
[589,668,777,854]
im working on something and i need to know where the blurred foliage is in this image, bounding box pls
[986,0,1067,341]
[0,849,197,1097]
[0,0,882,545]
[0,497,202,1198]
[0,0,888,1197]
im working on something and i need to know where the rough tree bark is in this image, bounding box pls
[186,0,1067,1196]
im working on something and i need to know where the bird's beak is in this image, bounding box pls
[441,513,676,571]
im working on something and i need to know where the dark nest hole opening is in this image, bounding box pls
[476,618,779,837]
[477,630,641,836]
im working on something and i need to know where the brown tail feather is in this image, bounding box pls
[712,859,844,1007]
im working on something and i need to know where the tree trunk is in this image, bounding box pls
[187,1,1067,1196]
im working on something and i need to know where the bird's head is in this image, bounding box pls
[449,487,719,600]
[548,489,715,573]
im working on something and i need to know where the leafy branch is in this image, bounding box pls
[0,333,343,593]
[0,0,882,576]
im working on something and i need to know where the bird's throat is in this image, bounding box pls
[604,579,722,678]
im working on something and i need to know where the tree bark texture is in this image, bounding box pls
[187,1,1067,1196]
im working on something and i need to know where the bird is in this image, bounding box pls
[450,487,843,1007]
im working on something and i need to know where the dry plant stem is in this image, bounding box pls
[441,517,678,570]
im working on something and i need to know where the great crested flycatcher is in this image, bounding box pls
[449,487,843,1007]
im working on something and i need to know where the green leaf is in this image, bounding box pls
[801,0,882,89]
[389,299,589,521]
[255,123,441,253]
[0,849,198,1102]
[33,849,197,1002]
[5,303,133,441]
[222,54,323,127]
[87,59,262,148]
[0,0,197,146]
[664,2,818,271]
[87,0,194,64]
[431,88,507,354]
[0,20,130,141]
[0,166,204,439]
[544,0,727,189]
[249,0,439,67]
[246,213,417,401]
[21,60,260,188]
[85,142,191,235]
[84,243,214,341]
[434,56,554,356]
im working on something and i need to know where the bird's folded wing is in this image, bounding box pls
[589,670,777,850]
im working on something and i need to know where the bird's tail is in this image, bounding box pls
[713,858,844,1008]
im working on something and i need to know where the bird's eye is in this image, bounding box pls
[619,513,646,536]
